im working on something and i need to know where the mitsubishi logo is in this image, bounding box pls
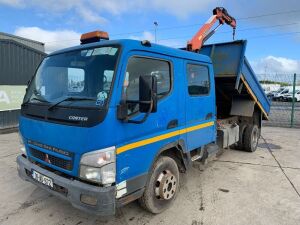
[44,154,51,164]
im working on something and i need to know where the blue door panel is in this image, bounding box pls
[184,61,216,151]
[185,124,215,150]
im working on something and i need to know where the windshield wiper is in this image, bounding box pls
[24,97,49,105]
[48,97,96,111]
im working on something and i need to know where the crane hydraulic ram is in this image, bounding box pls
[187,7,237,52]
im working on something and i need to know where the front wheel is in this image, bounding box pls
[139,156,179,214]
[243,124,260,152]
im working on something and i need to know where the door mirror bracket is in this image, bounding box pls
[117,75,157,124]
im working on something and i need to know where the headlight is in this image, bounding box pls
[18,132,26,155]
[79,147,115,185]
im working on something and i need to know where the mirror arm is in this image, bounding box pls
[127,100,153,124]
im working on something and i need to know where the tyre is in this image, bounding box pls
[243,124,260,152]
[139,156,179,214]
[235,124,247,150]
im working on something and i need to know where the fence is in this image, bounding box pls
[257,73,299,128]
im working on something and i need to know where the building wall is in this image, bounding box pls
[0,110,20,130]
[0,37,46,130]
[0,39,46,85]
[0,32,45,52]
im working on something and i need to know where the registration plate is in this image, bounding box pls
[32,170,53,188]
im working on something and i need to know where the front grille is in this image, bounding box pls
[29,147,73,171]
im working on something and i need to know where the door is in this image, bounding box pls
[115,51,183,182]
[185,61,215,151]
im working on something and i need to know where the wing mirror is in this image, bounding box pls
[117,75,157,124]
[139,75,157,113]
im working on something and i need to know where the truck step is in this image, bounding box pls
[191,154,202,161]
[190,144,219,162]
[191,148,204,162]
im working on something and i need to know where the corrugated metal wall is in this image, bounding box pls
[0,32,45,52]
[0,39,46,84]
[0,38,46,130]
[0,110,20,129]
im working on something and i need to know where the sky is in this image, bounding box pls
[0,0,300,75]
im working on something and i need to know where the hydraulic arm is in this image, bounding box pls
[187,7,236,52]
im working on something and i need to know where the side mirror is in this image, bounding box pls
[139,75,157,113]
[117,75,157,123]
[117,100,128,121]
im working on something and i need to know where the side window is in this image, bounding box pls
[123,57,171,114]
[187,64,210,95]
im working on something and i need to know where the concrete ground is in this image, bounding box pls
[0,127,299,225]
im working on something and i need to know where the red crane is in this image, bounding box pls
[187,7,237,52]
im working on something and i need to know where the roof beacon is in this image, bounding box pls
[80,31,109,45]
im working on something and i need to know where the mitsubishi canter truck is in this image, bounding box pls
[17,8,270,215]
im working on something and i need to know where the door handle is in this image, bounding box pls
[167,119,178,129]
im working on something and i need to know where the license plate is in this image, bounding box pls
[32,170,53,188]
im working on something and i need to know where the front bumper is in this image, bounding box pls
[17,155,116,216]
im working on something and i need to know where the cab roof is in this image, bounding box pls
[49,39,212,64]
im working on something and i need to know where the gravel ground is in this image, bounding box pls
[0,126,299,225]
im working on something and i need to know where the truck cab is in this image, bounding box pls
[17,34,270,215]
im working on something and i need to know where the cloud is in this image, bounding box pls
[75,6,107,24]
[151,0,216,18]
[0,0,218,24]
[0,0,24,7]
[224,0,300,40]
[14,27,183,54]
[251,56,300,74]
[129,30,184,48]
[14,27,80,53]
[130,31,155,42]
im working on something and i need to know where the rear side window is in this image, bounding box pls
[187,64,210,95]
[123,56,171,114]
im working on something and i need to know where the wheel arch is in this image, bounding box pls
[148,139,189,174]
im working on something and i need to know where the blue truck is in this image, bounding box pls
[17,29,270,215]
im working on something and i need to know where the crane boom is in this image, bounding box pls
[187,7,236,52]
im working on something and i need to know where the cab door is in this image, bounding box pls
[115,51,184,182]
[184,61,215,151]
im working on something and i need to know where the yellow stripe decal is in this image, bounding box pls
[117,121,214,154]
[240,75,269,120]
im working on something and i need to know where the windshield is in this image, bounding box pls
[24,46,119,108]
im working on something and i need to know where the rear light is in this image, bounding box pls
[80,31,109,44]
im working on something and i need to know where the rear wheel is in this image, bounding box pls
[139,156,179,214]
[243,124,260,152]
[235,124,247,150]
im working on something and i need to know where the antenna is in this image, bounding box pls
[154,21,158,43]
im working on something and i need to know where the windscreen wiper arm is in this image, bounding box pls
[48,97,96,111]
[23,97,49,105]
